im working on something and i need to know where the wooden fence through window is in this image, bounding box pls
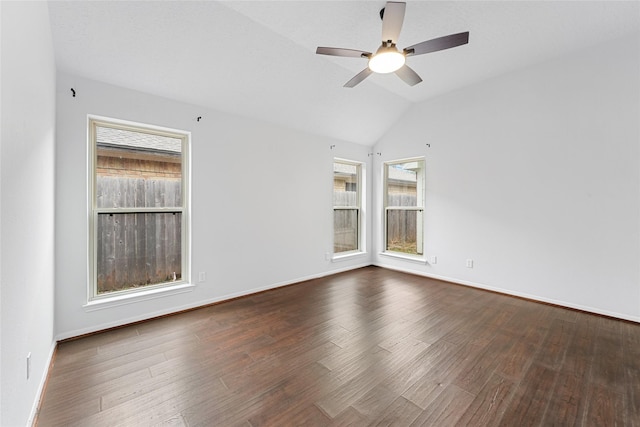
[333,193,419,252]
[96,177,182,293]
[386,194,419,248]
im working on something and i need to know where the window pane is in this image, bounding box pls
[333,162,358,207]
[96,126,182,208]
[386,209,423,255]
[96,212,182,294]
[386,161,423,207]
[334,209,358,253]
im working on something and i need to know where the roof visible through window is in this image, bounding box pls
[96,126,181,155]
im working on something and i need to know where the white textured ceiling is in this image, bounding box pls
[48,1,640,146]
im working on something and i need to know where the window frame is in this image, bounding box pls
[87,116,191,302]
[383,157,425,259]
[333,158,364,258]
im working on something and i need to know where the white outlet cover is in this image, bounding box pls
[26,352,31,379]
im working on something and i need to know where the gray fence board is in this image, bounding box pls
[97,176,182,293]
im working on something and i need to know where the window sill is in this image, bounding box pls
[379,252,427,264]
[332,251,367,262]
[83,282,196,312]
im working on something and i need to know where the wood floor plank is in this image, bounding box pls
[54,326,140,354]
[383,339,459,396]
[497,327,540,381]
[590,326,626,395]
[154,413,189,427]
[498,362,557,426]
[315,350,394,418]
[453,332,515,395]
[253,404,330,427]
[45,352,165,396]
[49,340,171,379]
[402,341,479,409]
[371,396,423,427]
[456,373,515,426]
[534,318,576,370]
[37,367,151,416]
[328,406,369,426]
[35,266,640,427]
[351,383,397,421]
[63,367,228,427]
[35,396,102,427]
[408,384,474,427]
[584,382,625,426]
[542,372,585,426]
[624,365,640,427]
[622,322,640,426]
[250,367,333,426]
[317,343,390,380]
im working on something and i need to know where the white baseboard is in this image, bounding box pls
[374,261,640,324]
[28,340,57,426]
[56,262,370,341]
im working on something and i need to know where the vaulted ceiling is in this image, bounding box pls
[48,1,640,146]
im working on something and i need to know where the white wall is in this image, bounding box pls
[55,73,371,339]
[1,1,57,425]
[373,33,640,321]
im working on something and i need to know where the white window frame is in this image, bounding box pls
[333,158,365,259]
[87,116,191,303]
[383,157,425,260]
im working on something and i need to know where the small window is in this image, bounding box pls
[333,159,362,254]
[384,158,425,256]
[89,117,190,299]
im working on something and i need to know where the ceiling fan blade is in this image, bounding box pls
[404,32,469,56]
[395,65,422,86]
[381,2,406,44]
[344,68,373,88]
[316,47,371,58]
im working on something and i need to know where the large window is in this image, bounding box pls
[89,117,190,299]
[384,158,425,256]
[333,159,362,254]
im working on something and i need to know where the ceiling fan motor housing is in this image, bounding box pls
[369,44,405,73]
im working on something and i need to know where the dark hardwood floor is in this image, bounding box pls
[36,266,640,426]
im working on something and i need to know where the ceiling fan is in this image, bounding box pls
[316,1,469,88]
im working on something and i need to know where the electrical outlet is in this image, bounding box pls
[466,259,474,268]
[325,252,331,261]
[26,352,31,380]
[198,272,206,282]
[429,255,437,264]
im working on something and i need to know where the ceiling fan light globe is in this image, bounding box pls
[368,50,405,74]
